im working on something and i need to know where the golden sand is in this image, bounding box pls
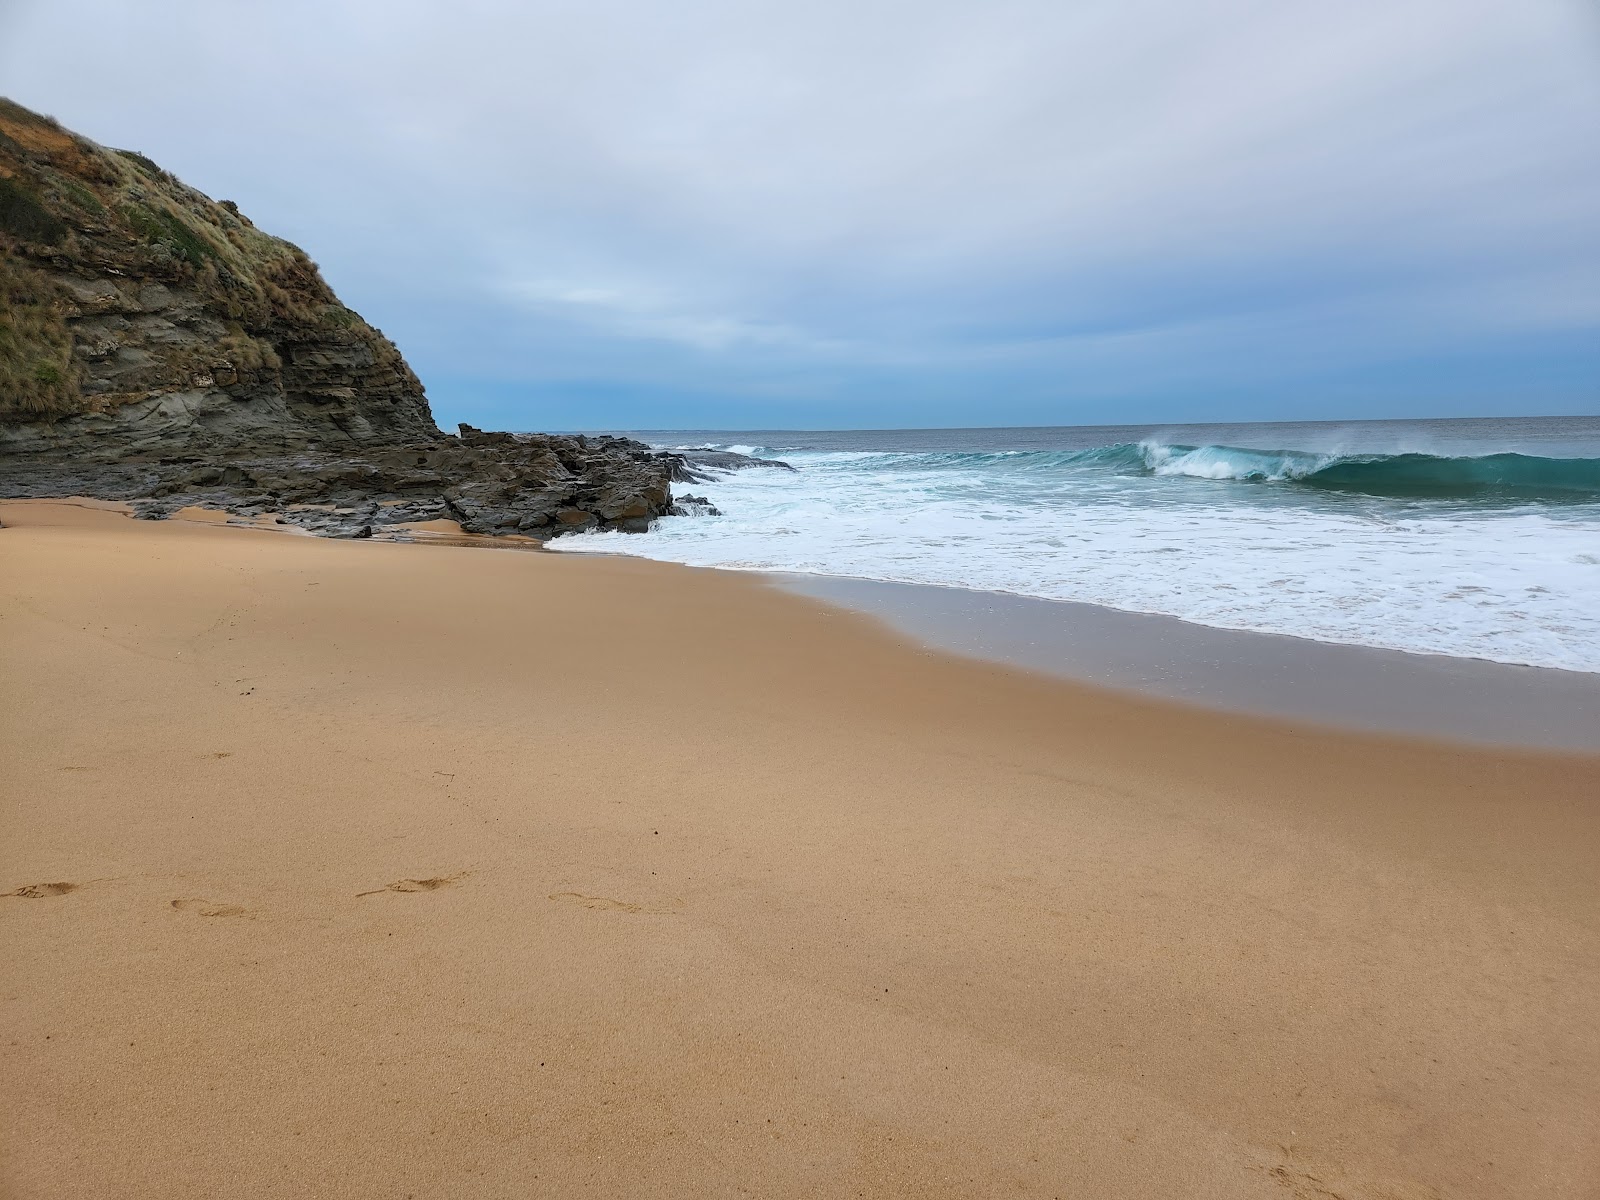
[2,500,1596,1198]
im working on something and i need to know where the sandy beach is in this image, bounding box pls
[3,499,1597,1199]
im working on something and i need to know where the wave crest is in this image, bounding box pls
[1123,442,1600,499]
[661,439,1600,501]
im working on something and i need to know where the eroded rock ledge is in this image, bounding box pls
[3,423,691,537]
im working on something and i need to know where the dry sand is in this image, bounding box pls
[2,499,1597,1199]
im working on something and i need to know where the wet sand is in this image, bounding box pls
[2,499,1598,1198]
[775,573,1600,751]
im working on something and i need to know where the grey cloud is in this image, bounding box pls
[3,0,1596,425]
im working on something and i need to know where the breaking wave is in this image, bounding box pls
[822,442,1600,501]
[683,440,1600,501]
[1120,443,1600,500]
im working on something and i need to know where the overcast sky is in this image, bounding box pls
[3,0,1597,430]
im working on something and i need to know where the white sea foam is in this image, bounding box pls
[1141,441,1335,480]
[557,448,1600,672]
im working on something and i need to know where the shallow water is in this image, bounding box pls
[773,573,1600,750]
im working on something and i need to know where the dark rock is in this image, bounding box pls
[669,493,722,517]
[664,448,796,484]
[555,508,600,531]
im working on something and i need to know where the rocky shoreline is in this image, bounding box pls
[0,98,778,541]
[2,424,683,538]
[0,425,788,539]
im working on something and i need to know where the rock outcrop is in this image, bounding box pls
[0,98,683,538]
[669,449,797,483]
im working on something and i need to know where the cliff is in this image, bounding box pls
[0,97,689,537]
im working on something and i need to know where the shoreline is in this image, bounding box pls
[4,500,1599,1197]
[15,497,1600,749]
[768,571,1600,752]
[13,499,1599,749]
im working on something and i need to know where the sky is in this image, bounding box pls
[2,0,1597,431]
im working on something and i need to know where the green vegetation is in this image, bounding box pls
[218,328,281,373]
[58,176,104,215]
[0,256,79,418]
[0,98,43,131]
[0,175,67,245]
[121,200,218,267]
[115,148,163,177]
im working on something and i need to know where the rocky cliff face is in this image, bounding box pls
[0,97,684,537]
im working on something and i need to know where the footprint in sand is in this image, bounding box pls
[1259,1153,1442,1200]
[548,891,686,915]
[357,871,471,898]
[3,882,78,899]
[170,898,252,918]
[550,891,644,913]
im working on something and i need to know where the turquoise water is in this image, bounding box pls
[558,416,1600,672]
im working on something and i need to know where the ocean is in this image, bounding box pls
[553,415,1600,673]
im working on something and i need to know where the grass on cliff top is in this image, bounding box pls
[0,95,415,420]
[1,95,323,303]
[115,148,164,178]
[120,198,220,268]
